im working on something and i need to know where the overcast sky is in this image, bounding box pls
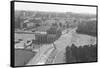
[15,2,96,14]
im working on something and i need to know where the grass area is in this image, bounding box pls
[15,49,36,66]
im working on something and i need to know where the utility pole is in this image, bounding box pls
[53,43,56,49]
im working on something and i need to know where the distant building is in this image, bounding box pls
[35,31,47,34]
[23,19,37,28]
[26,22,36,28]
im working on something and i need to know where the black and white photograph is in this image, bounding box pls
[11,1,97,67]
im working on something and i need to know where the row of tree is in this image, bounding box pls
[65,44,97,63]
[33,27,62,44]
[76,20,97,36]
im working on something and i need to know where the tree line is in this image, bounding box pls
[65,44,97,63]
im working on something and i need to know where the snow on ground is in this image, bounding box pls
[71,33,97,47]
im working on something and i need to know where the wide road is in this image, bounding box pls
[46,29,74,64]
[27,28,76,65]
